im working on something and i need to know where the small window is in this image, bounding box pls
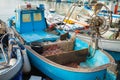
[34,13,41,21]
[22,14,31,22]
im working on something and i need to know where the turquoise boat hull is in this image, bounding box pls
[28,52,105,80]
[25,38,115,80]
[26,46,115,80]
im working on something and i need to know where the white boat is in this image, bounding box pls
[0,20,23,80]
[76,32,120,52]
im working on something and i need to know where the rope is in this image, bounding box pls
[0,33,9,65]
[87,38,96,59]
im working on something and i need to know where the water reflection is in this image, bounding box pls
[0,0,43,21]
[0,0,23,21]
[0,0,74,22]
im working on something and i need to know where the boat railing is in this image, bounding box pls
[0,33,11,69]
[11,26,25,45]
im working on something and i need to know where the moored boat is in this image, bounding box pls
[46,3,120,52]
[75,30,120,52]
[8,3,117,80]
[0,19,23,80]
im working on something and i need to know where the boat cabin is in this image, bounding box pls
[15,4,46,33]
[13,4,59,43]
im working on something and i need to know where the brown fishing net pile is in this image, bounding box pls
[41,44,63,56]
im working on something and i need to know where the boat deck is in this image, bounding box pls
[20,31,59,43]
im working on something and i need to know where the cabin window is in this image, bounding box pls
[22,14,31,22]
[33,13,41,21]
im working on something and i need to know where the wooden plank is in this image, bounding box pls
[45,49,88,65]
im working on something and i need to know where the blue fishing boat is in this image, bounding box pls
[8,3,116,80]
[0,20,23,80]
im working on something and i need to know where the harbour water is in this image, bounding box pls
[0,0,45,22]
[0,0,71,22]
[0,0,80,22]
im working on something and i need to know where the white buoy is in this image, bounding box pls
[9,58,17,66]
[29,75,42,80]
[22,48,31,73]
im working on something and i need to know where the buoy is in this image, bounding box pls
[20,44,31,73]
[9,58,17,66]
[75,30,80,34]
[84,26,89,30]
[63,19,75,24]
[48,23,56,30]
[114,3,118,14]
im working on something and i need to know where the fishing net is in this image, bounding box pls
[42,39,74,56]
